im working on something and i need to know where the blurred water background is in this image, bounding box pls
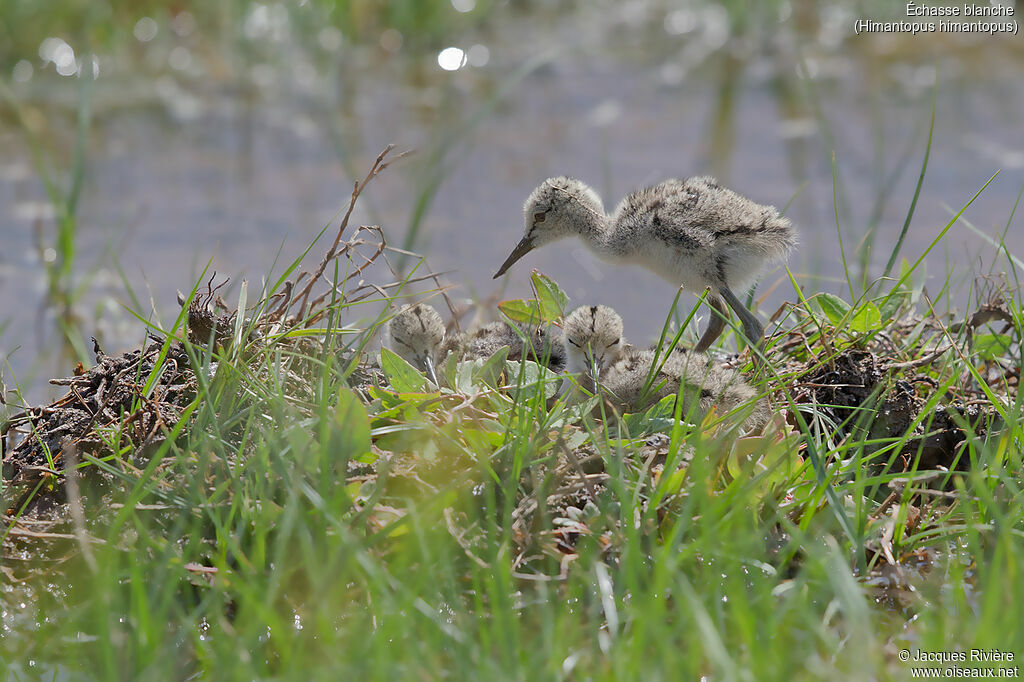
[1,0,1022,401]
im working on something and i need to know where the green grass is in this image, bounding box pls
[3,3,1021,676]
[3,148,1023,680]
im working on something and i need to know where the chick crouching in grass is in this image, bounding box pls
[562,304,769,430]
[387,302,567,388]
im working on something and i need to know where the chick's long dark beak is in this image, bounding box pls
[493,236,535,279]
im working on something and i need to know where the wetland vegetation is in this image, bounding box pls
[4,144,1023,680]
[2,1,1023,679]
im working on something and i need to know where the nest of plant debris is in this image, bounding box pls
[3,145,1020,586]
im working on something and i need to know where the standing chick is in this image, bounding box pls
[495,176,795,351]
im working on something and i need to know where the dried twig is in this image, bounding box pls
[882,345,953,372]
[289,146,410,321]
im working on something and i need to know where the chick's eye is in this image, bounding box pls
[534,212,547,224]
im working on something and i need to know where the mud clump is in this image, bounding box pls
[796,349,919,439]
[904,403,999,472]
[2,338,198,490]
[795,348,1002,473]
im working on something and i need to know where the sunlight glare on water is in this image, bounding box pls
[466,44,489,67]
[379,28,403,53]
[244,3,290,41]
[38,37,77,77]
[133,17,159,43]
[437,46,467,71]
[12,60,33,82]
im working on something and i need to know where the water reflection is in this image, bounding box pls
[133,17,159,43]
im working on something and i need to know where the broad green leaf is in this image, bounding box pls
[345,480,368,502]
[380,347,427,393]
[659,465,690,498]
[849,302,882,333]
[648,393,681,419]
[900,257,926,304]
[442,349,461,388]
[531,271,570,322]
[498,298,541,325]
[974,333,1013,361]
[373,424,435,456]
[898,257,914,281]
[367,385,404,411]
[814,293,851,325]
[878,290,909,322]
[334,388,373,463]
[619,394,679,436]
[366,387,440,418]
[565,429,589,450]
[473,345,510,387]
[727,428,804,496]
[461,425,504,453]
[455,357,484,393]
[618,411,645,436]
[506,359,562,401]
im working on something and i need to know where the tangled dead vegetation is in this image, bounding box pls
[2,338,196,494]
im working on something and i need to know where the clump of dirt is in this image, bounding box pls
[794,348,921,439]
[2,337,198,492]
[904,402,999,472]
[793,347,1004,474]
[184,277,238,348]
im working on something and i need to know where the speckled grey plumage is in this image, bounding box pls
[389,304,566,385]
[562,304,625,392]
[562,304,768,429]
[495,176,796,352]
[460,320,566,372]
[386,303,446,384]
[620,347,770,429]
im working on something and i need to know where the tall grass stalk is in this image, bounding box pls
[881,88,936,283]
[0,67,94,362]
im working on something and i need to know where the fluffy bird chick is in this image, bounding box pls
[696,358,772,430]
[600,346,709,418]
[495,176,796,352]
[562,305,626,392]
[389,305,566,388]
[533,323,568,373]
[563,305,767,429]
[462,321,566,372]
[387,303,446,385]
[608,348,768,429]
